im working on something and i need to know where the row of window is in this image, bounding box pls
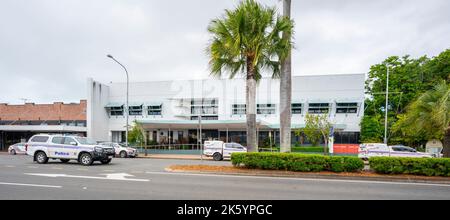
[110,105,162,116]
[231,103,359,115]
[109,102,359,117]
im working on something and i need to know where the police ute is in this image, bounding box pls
[203,141,247,161]
[25,134,115,166]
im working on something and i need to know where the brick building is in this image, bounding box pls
[0,100,87,151]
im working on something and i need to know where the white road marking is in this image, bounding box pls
[5,165,16,168]
[145,171,450,188]
[0,182,62,189]
[25,173,150,182]
[27,166,38,169]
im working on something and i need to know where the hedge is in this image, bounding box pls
[370,157,450,177]
[231,152,364,173]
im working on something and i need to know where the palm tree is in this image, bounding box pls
[280,0,293,153]
[401,81,450,157]
[207,0,294,152]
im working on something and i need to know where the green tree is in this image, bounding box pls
[128,121,146,147]
[207,0,293,152]
[295,114,332,154]
[362,49,450,145]
[395,81,450,157]
[360,115,384,143]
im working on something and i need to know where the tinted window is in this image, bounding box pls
[63,137,76,145]
[30,136,49,143]
[233,144,244,149]
[392,147,404,152]
[52,137,64,144]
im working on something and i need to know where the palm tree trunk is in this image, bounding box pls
[247,60,258,152]
[443,127,450,158]
[280,0,292,153]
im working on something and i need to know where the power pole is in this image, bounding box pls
[384,65,390,146]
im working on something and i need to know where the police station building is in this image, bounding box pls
[87,73,365,147]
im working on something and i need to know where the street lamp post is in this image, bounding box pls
[107,55,130,147]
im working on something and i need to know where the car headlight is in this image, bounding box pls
[94,147,104,152]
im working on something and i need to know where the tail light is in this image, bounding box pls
[25,144,28,152]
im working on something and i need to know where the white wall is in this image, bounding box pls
[87,78,111,141]
[89,73,365,139]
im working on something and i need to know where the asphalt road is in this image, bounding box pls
[0,154,449,200]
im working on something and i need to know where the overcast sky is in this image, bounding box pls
[0,0,449,104]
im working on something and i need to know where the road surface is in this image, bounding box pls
[0,155,449,200]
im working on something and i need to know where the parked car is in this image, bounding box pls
[99,142,138,158]
[203,141,247,161]
[358,143,433,160]
[8,143,27,155]
[25,134,115,166]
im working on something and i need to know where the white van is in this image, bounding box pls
[203,141,247,161]
[358,143,433,160]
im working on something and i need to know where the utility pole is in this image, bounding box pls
[384,65,390,146]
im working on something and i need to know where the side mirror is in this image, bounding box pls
[70,142,78,146]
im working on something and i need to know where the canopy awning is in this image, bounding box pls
[145,102,163,106]
[135,119,347,131]
[105,102,124,108]
[333,98,363,103]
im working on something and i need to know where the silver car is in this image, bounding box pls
[8,143,27,155]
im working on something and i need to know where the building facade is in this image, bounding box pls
[87,74,365,147]
[0,101,87,150]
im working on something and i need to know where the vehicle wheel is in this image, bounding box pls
[79,153,93,166]
[119,151,128,158]
[60,159,70,163]
[35,152,49,164]
[10,149,16,155]
[101,159,112,164]
[213,153,223,161]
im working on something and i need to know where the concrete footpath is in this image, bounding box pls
[137,154,213,161]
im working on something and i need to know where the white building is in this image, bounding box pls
[87,73,365,146]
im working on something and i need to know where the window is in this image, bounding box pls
[257,104,276,115]
[148,105,162,116]
[129,105,143,116]
[232,143,244,149]
[63,137,76,145]
[190,99,218,120]
[225,143,234,148]
[110,106,124,116]
[30,136,49,143]
[308,103,330,114]
[51,137,64,144]
[292,103,303,114]
[336,103,358,114]
[74,137,97,145]
[232,104,246,115]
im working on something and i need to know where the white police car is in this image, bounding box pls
[25,134,115,166]
[99,142,138,158]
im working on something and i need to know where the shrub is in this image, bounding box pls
[369,157,450,177]
[231,153,364,173]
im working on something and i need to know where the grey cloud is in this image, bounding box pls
[0,0,449,104]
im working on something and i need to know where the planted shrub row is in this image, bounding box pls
[231,152,364,173]
[369,157,450,177]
